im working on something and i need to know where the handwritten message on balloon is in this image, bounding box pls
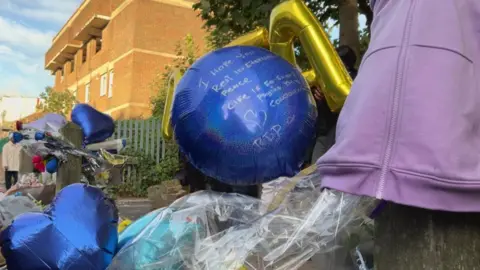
[171,46,317,185]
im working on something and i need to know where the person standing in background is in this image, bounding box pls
[2,134,21,190]
[309,45,358,163]
[177,152,207,193]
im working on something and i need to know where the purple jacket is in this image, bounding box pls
[318,0,480,212]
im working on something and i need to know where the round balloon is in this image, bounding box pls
[46,157,59,174]
[171,46,317,185]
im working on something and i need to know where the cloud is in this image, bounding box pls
[0,0,81,24]
[0,1,81,96]
[0,16,54,54]
[0,45,39,74]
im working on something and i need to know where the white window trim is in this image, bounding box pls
[108,70,114,98]
[85,83,90,103]
[100,73,107,96]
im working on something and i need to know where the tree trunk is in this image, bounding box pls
[338,0,361,64]
[56,122,83,193]
[375,202,480,270]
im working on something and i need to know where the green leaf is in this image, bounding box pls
[241,0,252,7]
[200,0,211,10]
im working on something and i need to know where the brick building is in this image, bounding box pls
[45,0,205,120]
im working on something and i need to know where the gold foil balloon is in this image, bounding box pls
[161,69,183,140]
[225,27,270,49]
[269,0,352,112]
[302,69,317,87]
[226,28,318,88]
[161,0,352,139]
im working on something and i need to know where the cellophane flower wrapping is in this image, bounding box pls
[109,170,377,270]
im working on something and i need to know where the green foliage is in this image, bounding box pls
[193,0,373,51]
[112,143,181,197]
[37,86,76,116]
[358,27,370,59]
[193,0,282,49]
[151,34,200,118]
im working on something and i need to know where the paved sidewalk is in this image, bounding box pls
[116,198,152,220]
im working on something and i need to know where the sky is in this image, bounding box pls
[0,0,365,98]
[0,0,82,98]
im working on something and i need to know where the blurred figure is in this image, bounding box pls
[177,152,206,193]
[208,177,260,198]
[310,45,358,163]
[176,152,260,198]
[2,133,21,190]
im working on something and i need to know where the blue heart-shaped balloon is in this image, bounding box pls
[71,104,115,144]
[0,184,119,270]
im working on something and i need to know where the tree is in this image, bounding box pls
[37,87,76,117]
[193,0,373,60]
[150,34,200,118]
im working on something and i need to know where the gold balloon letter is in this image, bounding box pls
[161,69,183,140]
[225,27,270,49]
[269,0,352,112]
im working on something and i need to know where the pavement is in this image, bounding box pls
[116,198,152,220]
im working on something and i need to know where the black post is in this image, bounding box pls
[375,202,480,269]
[56,122,83,193]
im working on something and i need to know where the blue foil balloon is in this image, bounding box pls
[46,157,59,174]
[171,46,317,185]
[34,131,45,141]
[0,184,119,270]
[71,104,115,144]
[11,132,23,144]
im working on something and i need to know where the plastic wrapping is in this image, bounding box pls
[14,127,128,186]
[110,170,377,270]
[16,113,67,134]
[0,196,41,229]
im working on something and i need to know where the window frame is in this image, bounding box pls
[108,70,114,98]
[100,73,107,96]
[85,83,90,103]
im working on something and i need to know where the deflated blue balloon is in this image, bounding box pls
[171,46,317,185]
[71,104,115,144]
[0,183,119,270]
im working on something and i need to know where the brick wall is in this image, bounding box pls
[46,0,206,120]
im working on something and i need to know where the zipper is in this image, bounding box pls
[376,0,417,199]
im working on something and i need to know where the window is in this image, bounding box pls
[108,70,114,98]
[70,60,75,73]
[85,83,90,103]
[96,38,102,53]
[61,69,64,82]
[82,47,87,63]
[100,73,107,96]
